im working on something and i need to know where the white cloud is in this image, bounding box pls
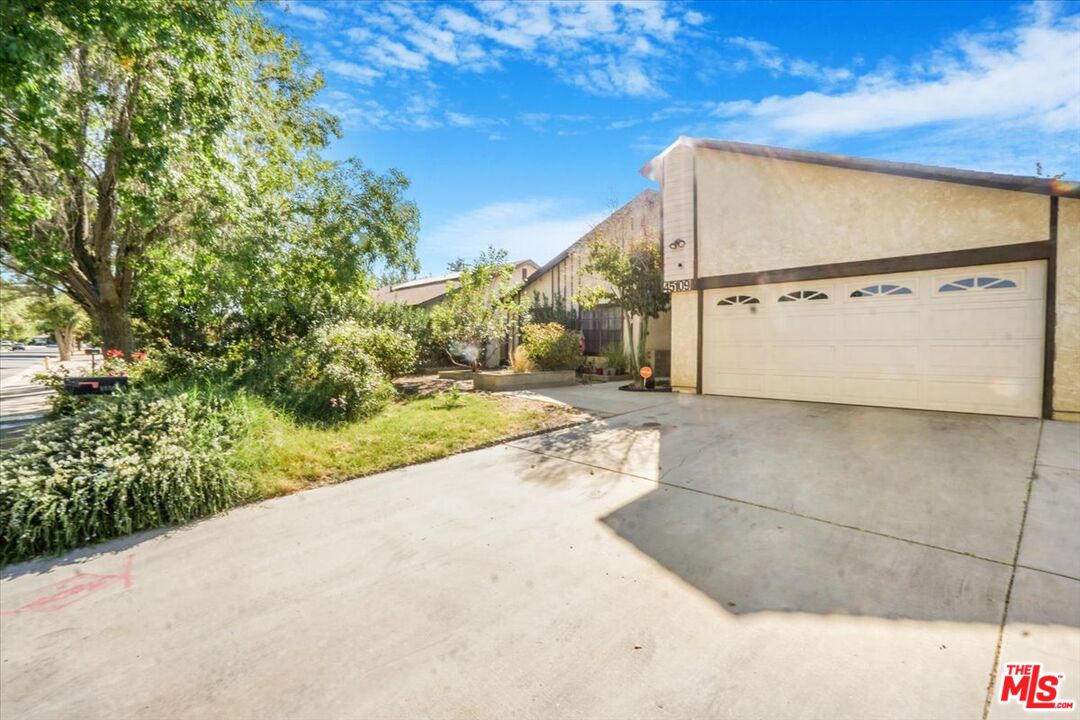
[326,60,382,85]
[283,1,329,24]
[684,10,706,27]
[446,111,505,128]
[713,7,1080,143]
[322,0,701,97]
[366,38,430,71]
[726,36,852,84]
[423,198,609,270]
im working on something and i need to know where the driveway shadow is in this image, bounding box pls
[520,394,1075,627]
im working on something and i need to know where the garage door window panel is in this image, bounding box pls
[718,295,760,306]
[778,290,829,302]
[938,276,1019,293]
[850,283,914,298]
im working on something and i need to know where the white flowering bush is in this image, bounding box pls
[0,388,241,563]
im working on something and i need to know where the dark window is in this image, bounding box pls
[581,305,622,355]
[779,290,828,302]
[851,284,913,297]
[939,276,1017,292]
[718,295,760,306]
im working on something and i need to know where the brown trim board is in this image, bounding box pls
[693,241,1054,290]
[693,153,703,395]
[1043,198,1058,419]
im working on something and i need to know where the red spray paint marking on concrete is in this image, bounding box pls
[1,555,134,615]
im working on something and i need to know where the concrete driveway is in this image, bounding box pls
[2,385,1077,719]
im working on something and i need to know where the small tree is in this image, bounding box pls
[28,293,90,360]
[0,281,35,341]
[575,238,668,384]
[430,248,527,368]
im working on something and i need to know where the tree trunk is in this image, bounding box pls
[53,327,75,362]
[96,304,135,356]
[639,316,649,380]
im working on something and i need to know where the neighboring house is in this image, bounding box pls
[519,189,672,376]
[373,259,538,368]
[374,260,538,309]
[643,136,1080,420]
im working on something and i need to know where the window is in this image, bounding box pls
[581,305,622,355]
[717,295,760,306]
[850,283,913,298]
[939,276,1017,292]
[778,290,828,302]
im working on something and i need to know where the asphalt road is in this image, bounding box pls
[0,349,57,386]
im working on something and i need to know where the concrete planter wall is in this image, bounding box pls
[473,369,577,391]
[437,369,475,380]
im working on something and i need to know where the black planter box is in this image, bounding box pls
[63,376,129,395]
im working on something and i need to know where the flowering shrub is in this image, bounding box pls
[252,321,399,424]
[521,323,581,370]
[126,341,230,386]
[100,348,146,376]
[0,388,241,563]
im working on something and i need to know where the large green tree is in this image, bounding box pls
[1,0,417,356]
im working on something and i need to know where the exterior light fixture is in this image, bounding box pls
[668,238,686,249]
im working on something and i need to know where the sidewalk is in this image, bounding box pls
[0,359,92,447]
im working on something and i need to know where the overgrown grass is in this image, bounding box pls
[230,391,575,498]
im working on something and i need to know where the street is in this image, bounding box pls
[0,348,57,385]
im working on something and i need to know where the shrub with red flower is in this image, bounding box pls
[101,349,147,376]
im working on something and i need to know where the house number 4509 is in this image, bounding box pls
[663,279,691,292]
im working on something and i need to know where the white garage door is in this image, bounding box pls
[701,260,1046,417]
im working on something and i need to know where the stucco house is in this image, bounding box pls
[374,259,538,308]
[643,136,1080,420]
[519,189,672,376]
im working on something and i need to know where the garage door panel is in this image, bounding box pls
[838,377,921,404]
[841,344,920,374]
[925,342,1042,377]
[924,379,1040,416]
[927,305,1037,339]
[701,260,1045,417]
[768,314,838,341]
[709,316,769,341]
[765,374,837,399]
[705,344,765,371]
[704,372,765,395]
[769,344,835,371]
[842,310,920,340]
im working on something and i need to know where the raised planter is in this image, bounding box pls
[473,369,577,391]
[437,369,475,380]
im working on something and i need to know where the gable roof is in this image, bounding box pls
[641,137,1080,198]
[524,189,659,284]
[374,259,538,306]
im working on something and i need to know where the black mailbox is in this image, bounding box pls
[63,376,129,395]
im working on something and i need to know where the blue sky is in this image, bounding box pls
[264,0,1080,275]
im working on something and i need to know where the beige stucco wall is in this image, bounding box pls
[669,291,697,391]
[662,143,695,283]
[694,148,1050,277]
[1055,198,1080,418]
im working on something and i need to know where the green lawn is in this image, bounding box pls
[231,392,586,499]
